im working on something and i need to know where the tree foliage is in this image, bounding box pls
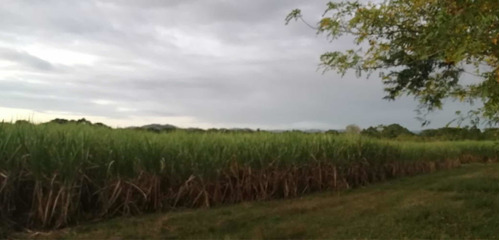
[419,126,496,140]
[362,123,414,138]
[360,124,498,140]
[47,118,110,128]
[345,124,361,134]
[286,0,498,125]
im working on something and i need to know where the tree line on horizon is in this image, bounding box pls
[10,118,499,141]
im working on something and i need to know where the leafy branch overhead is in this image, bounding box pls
[286,0,499,125]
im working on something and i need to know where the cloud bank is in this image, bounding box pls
[0,0,475,129]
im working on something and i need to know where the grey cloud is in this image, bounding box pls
[0,48,54,71]
[0,0,484,130]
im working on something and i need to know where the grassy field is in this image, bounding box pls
[14,163,498,239]
[0,123,497,231]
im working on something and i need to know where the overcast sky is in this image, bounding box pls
[0,0,480,130]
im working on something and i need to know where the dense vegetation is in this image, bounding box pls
[0,122,497,232]
[360,123,498,141]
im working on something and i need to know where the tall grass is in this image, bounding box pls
[0,122,497,229]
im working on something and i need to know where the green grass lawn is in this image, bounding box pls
[15,163,498,239]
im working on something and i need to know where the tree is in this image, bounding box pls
[419,126,482,140]
[76,118,91,125]
[49,118,69,124]
[286,0,498,125]
[483,128,499,140]
[381,124,414,138]
[325,129,340,135]
[361,126,381,138]
[361,123,414,138]
[345,124,361,134]
[15,120,31,125]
